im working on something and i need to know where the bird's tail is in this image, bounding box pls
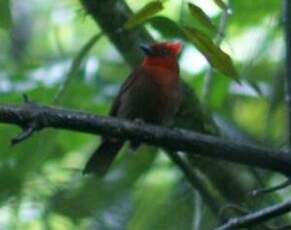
[83,139,124,176]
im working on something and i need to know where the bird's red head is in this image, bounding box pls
[141,41,182,71]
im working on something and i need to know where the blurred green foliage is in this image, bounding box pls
[0,0,288,229]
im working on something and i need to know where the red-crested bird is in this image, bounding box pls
[83,41,183,176]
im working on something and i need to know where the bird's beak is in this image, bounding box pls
[139,44,154,56]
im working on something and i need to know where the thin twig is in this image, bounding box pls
[215,200,291,230]
[11,95,39,145]
[250,179,291,197]
[53,33,102,104]
[166,151,222,215]
[284,0,291,148]
[203,3,230,103]
[193,191,203,230]
[219,204,276,230]
[219,204,248,219]
[11,124,37,145]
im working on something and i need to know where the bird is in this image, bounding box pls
[83,41,183,176]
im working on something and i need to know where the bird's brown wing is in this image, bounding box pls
[109,67,140,116]
[83,68,143,175]
[83,69,140,175]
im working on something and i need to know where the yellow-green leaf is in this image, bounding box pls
[0,0,12,30]
[188,3,216,33]
[123,1,163,30]
[183,26,239,81]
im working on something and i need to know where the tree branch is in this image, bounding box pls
[166,151,223,214]
[1,102,291,176]
[284,0,291,148]
[203,1,230,103]
[250,179,291,197]
[80,0,152,68]
[216,200,291,230]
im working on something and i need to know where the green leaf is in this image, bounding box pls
[208,73,231,109]
[0,0,12,30]
[148,16,185,39]
[248,81,263,96]
[188,3,216,34]
[213,0,228,10]
[51,146,157,219]
[123,1,163,30]
[149,185,196,230]
[54,33,103,103]
[183,26,239,81]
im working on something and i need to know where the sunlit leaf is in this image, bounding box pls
[183,26,239,81]
[188,3,216,34]
[0,0,12,30]
[148,16,185,39]
[123,1,163,30]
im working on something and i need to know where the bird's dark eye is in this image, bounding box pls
[158,48,170,56]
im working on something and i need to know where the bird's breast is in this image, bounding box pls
[117,68,181,125]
